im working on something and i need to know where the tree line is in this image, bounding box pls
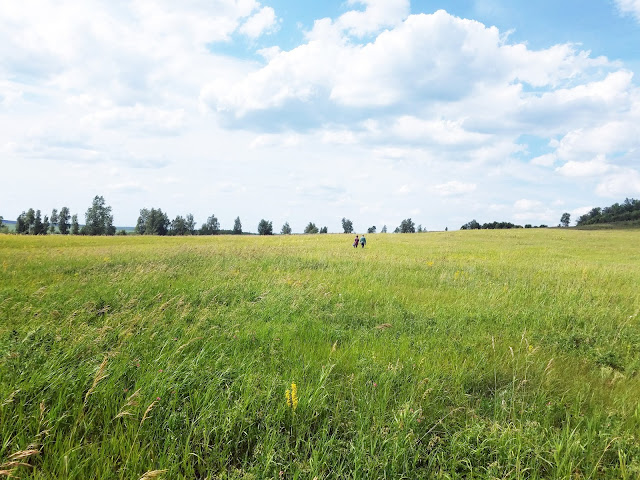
[7,196,434,236]
[12,194,636,236]
[575,198,640,226]
[460,220,548,230]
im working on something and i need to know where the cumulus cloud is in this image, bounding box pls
[556,155,612,177]
[615,0,640,22]
[338,0,410,37]
[433,181,477,196]
[596,169,640,197]
[239,6,278,38]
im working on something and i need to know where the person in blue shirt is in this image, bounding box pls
[360,234,366,248]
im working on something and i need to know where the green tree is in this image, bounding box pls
[42,215,50,235]
[560,212,571,227]
[398,218,415,233]
[50,209,58,234]
[257,219,273,235]
[233,217,242,235]
[460,219,481,230]
[84,196,115,235]
[16,212,27,234]
[341,217,354,234]
[200,214,220,235]
[304,222,319,234]
[367,226,376,233]
[185,214,196,235]
[170,215,188,235]
[59,207,71,234]
[25,208,35,234]
[381,225,387,233]
[319,226,328,233]
[34,210,44,235]
[280,222,292,235]
[136,208,170,235]
[71,214,80,235]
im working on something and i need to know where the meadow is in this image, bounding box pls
[1,230,639,479]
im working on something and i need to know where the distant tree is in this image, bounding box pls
[25,209,35,234]
[34,210,44,235]
[367,226,376,234]
[445,227,448,231]
[398,218,415,233]
[16,212,27,234]
[185,214,196,235]
[233,217,242,235]
[84,196,115,235]
[71,214,80,235]
[381,225,387,233]
[319,226,328,233]
[49,209,58,234]
[42,215,50,235]
[280,222,292,235]
[304,222,319,234]
[200,214,220,235]
[0,215,3,229]
[258,219,273,235]
[341,217,354,234]
[394,227,400,233]
[117,229,127,236]
[170,215,188,235]
[136,208,170,235]
[59,207,71,234]
[417,224,423,233]
[525,224,532,228]
[0,216,6,234]
[460,219,481,230]
[560,212,571,227]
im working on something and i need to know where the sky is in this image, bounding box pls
[1,0,640,232]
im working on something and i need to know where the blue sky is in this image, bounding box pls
[1,0,640,231]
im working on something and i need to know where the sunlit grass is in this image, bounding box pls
[1,230,639,478]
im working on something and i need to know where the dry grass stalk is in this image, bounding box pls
[8,449,40,461]
[114,388,141,420]
[374,323,392,330]
[140,400,158,426]
[84,356,109,404]
[139,469,167,479]
[1,389,19,407]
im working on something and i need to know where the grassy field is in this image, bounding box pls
[1,230,639,479]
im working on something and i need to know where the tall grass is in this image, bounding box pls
[1,230,639,478]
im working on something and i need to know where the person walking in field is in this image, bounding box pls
[360,234,366,248]
[353,235,359,248]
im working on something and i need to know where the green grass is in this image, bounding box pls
[1,230,639,479]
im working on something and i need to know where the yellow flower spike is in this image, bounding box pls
[291,383,298,410]
[285,389,292,408]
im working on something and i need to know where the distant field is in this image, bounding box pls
[1,231,639,479]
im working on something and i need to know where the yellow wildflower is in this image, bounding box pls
[291,383,298,410]
[285,389,292,408]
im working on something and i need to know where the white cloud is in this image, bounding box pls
[615,0,640,22]
[433,181,477,196]
[201,10,614,118]
[514,199,543,211]
[239,6,278,39]
[530,153,556,166]
[338,0,410,37]
[572,206,593,218]
[596,169,640,197]
[556,155,612,177]
[83,104,186,135]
